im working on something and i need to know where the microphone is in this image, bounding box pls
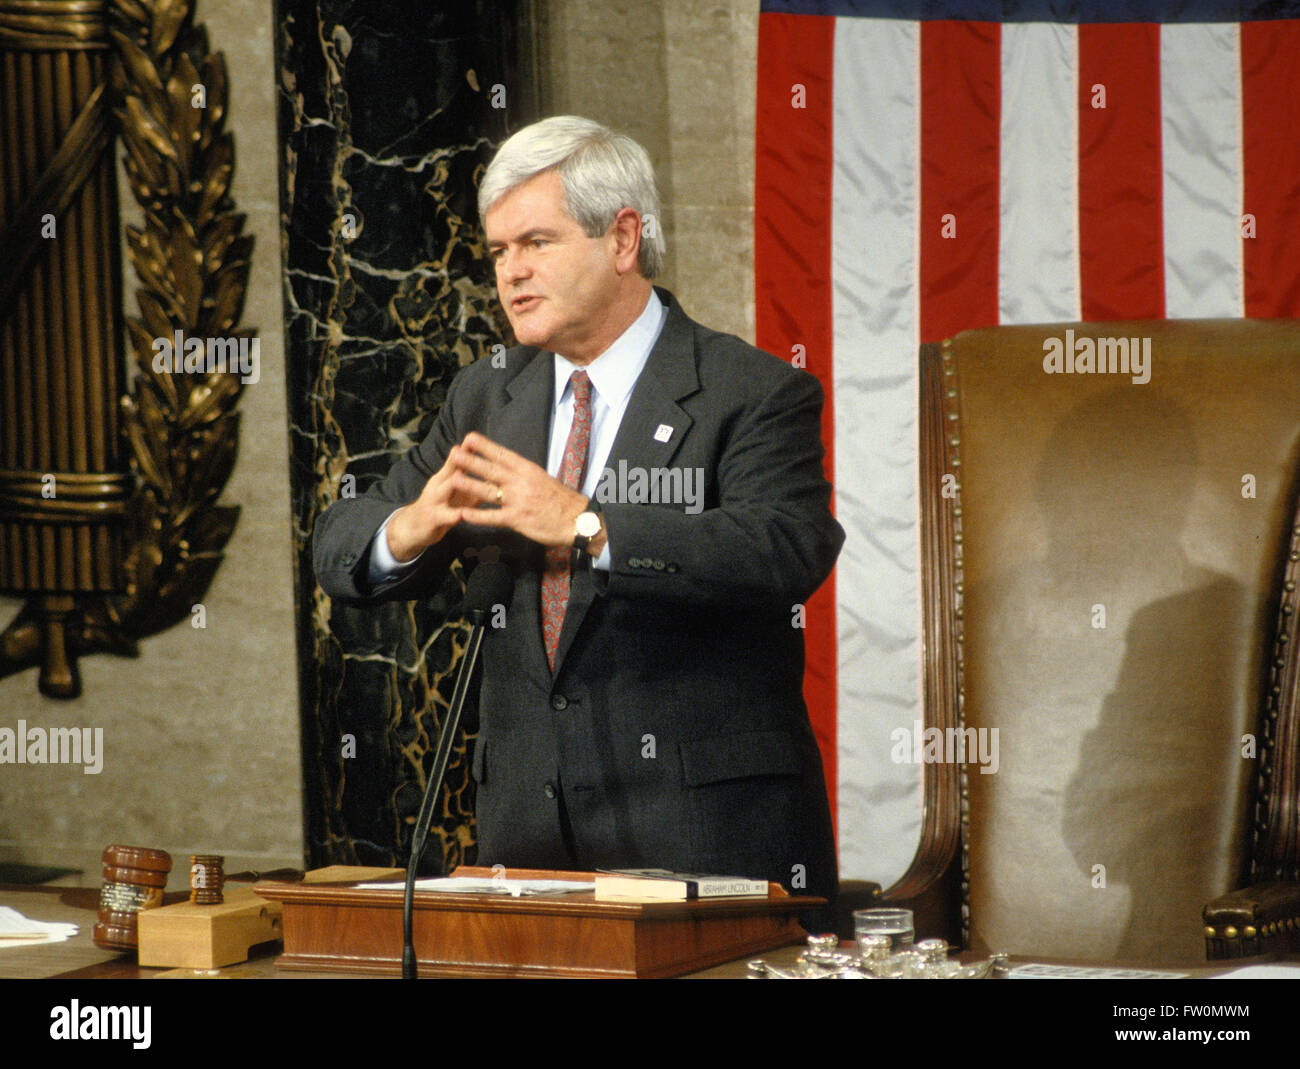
[402,559,514,979]
[463,561,513,626]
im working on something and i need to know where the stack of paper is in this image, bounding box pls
[355,877,594,897]
[0,905,78,947]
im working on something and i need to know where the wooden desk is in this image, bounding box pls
[5,883,1299,979]
[1,881,807,979]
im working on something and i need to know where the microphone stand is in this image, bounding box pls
[402,601,493,980]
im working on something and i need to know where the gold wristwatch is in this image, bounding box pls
[573,498,601,555]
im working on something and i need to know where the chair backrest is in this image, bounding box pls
[914,319,1300,965]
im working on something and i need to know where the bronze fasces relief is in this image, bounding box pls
[0,0,252,697]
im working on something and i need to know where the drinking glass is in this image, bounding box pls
[853,907,915,952]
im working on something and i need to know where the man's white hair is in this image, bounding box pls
[478,115,665,279]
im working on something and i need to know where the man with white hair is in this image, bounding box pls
[314,116,843,919]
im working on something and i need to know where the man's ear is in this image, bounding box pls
[610,207,643,276]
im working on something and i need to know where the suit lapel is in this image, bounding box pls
[487,350,552,466]
[486,351,555,686]
[551,291,701,675]
[605,289,701,491]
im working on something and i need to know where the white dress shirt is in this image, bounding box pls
[370,289,666,581]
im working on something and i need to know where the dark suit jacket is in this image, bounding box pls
[313,289,844,906]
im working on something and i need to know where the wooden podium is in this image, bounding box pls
[254,865,821,978]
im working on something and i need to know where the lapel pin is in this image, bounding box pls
[654,424,673,443]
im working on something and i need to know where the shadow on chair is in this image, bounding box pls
[876,319,1300,966]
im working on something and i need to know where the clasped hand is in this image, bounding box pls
[386,432,588,562]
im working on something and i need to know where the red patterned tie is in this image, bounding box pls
[541,370,592,670]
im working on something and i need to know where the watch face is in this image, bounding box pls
[576,511,601,538]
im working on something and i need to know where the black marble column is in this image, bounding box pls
[275,0,528,870]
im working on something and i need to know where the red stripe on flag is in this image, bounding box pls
[1077,23,1165,320]
[754,11,839,839]
[1242,21,1300,318]
[919,20,1000,344]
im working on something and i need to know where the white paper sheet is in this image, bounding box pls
[354,877,594,898]
[0,905,78,948]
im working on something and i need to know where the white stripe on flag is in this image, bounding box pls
[999,22,1080,325]
[1160,23,1245,319]
[831,16,922,886]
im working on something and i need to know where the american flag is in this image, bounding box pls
[755,0,1300,884]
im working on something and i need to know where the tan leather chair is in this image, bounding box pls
[886,319,1300,966]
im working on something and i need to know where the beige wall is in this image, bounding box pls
[0,0,301,881]
[538,0,759,343]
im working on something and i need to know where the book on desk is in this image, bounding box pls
[594,869,770,901]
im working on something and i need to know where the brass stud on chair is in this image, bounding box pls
[1223,926,1238,939]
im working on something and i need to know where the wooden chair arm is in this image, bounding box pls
[1204,881,1300,959]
